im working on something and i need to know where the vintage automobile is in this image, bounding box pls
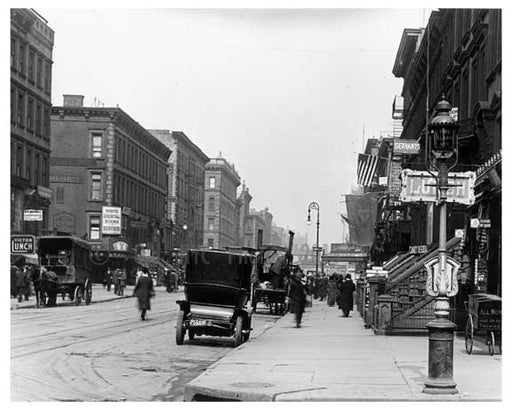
[175,249,255,347]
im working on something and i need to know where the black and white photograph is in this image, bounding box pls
[7,0,505,403]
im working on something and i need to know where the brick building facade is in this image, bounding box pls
[49,95,171,257]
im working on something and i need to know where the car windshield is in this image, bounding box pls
[185,250,253,289]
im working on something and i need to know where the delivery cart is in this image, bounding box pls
[464,293,501,356]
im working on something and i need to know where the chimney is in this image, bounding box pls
[63,94,84,107]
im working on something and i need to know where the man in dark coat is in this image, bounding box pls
[288,270,307,328]
[316,273,328,301]
[15,265,26,303]
[340,274,356,317]
[133,267,154,320]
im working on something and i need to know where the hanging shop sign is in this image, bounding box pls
[11,235,35,254]
[470,218,491,229]
[400,169,476,205]
[101,206,122,235]
[23,209,43,221]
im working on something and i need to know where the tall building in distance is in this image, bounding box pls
[11,9,54,235]
[203,154,240,249]
[149,130,209,256]
[49,95,171,257]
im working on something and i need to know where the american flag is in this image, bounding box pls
[357,153,379,186]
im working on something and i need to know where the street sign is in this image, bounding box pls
[23,209,43,221]
[393,139,420,154]
[409,245,428,254]
[424,256,460,297]
[11,235,35,253]
[400,169,475,205]
[312,246,323,252]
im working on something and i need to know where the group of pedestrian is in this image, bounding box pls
[310,271,356,317]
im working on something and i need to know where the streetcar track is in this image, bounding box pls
[12,307,179,359]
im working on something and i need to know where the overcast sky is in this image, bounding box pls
[36,6,431,246]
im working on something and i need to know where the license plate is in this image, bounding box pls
[189,319,207,327]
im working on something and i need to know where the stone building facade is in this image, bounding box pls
[149,130,209,255]
[203,154,240,249]
[11,9,54,235]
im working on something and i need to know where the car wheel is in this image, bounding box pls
[233,315,244,347]
[175,310,185,345]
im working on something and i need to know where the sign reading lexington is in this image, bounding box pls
[102,206,122,235]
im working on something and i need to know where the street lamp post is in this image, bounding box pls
[423,95,459,395]
[307,202,320,277]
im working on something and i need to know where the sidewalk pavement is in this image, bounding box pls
[10,284,173,310]
[185,301,502,402]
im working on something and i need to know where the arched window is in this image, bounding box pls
[208,197,215,211]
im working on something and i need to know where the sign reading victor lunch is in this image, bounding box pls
[11,235,36,254]
[102,206,122,235]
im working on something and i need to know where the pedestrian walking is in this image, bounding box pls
[336,274,344,309]
[133,267,154,320]
[339,274,356,317]
[288,269,307,328]
[22,266,32,301]
[316,272,328,301]
[113,269,120,295]
[327,275,337,307]
[104,268,113,292]
[15,265,26,303]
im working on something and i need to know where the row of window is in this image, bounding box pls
[11,84,51,139]
[113,172,165,219]
[11,139,49,186]
[11,34,52,94]
[405,11,499,141]
[114,133,166,189]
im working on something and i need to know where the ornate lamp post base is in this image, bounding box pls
[423,298,458,395]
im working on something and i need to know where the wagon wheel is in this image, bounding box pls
[175,310,185,345]
[74,286,83,306]
[487,331,495,356]
[84,279,92,305]
[233,315,244,347]
[465,315,474,354]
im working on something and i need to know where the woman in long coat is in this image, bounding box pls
[340,274,356,317]
[133,267,154,320]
